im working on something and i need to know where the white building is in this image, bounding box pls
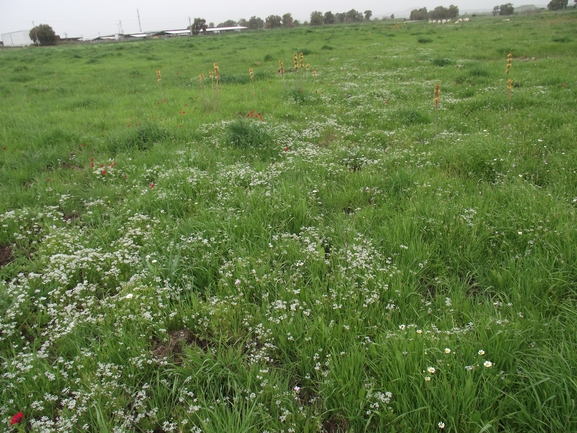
[1,30,34,47]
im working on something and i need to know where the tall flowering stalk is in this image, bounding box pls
[293,53,298,71]
[506,52,513,110]
[299,52,304,69]
[213,62,221,89]
[279,59,284,77]
[434,83,441,109]
[156,70,165,100]
[249,67,256,99]
[198,63,221,112]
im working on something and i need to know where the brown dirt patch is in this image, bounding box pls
[0,245,14,268]
[63,212,81,222]
[152,329,209,363]
[323,415,349,433]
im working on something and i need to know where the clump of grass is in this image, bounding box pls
[108,123,171,154]
[432,58,453,67]
[395,109,431,126]
[551,36,570,43]
[226,118,273,150]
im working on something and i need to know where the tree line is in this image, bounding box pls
[231,9,376,29]
[29,1,576,46]
[409,5,459,20]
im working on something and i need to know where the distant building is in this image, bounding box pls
[91,25,249,43]
[1,30,34,47]
[206,26,247,34]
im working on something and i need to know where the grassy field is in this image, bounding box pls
[1,10,577,432]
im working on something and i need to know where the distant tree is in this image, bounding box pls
[29,24,56,46]
[238,18,248,27]
[428,5,459,19]
[218,20,237,27]
[345,9,363,22]
[324,11,336,24]
[492,5,501,15]
[282,13,294,28]
[390,14,395,19]
[410,7,428,20]
[247,16,265,29]
[209,22,215,28]
[547,0,568,9]
[364,10,373,20]
[310,11,324,26]
[265,15,282,29]
[189,18,207,35]
[499,3,515,14]
[335,13,346,23]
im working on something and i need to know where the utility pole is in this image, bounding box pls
[188,17,192,36]
[137,9,142,33]
[119,20,123,34]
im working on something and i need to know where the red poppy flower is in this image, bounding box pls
[11,412,24,425]
[149,183,155,188]
[101,170,107,175]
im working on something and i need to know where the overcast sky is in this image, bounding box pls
[1,0,511,40]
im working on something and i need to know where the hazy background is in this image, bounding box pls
[1,0,535,40]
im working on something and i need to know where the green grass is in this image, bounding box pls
[1,11,577,432]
